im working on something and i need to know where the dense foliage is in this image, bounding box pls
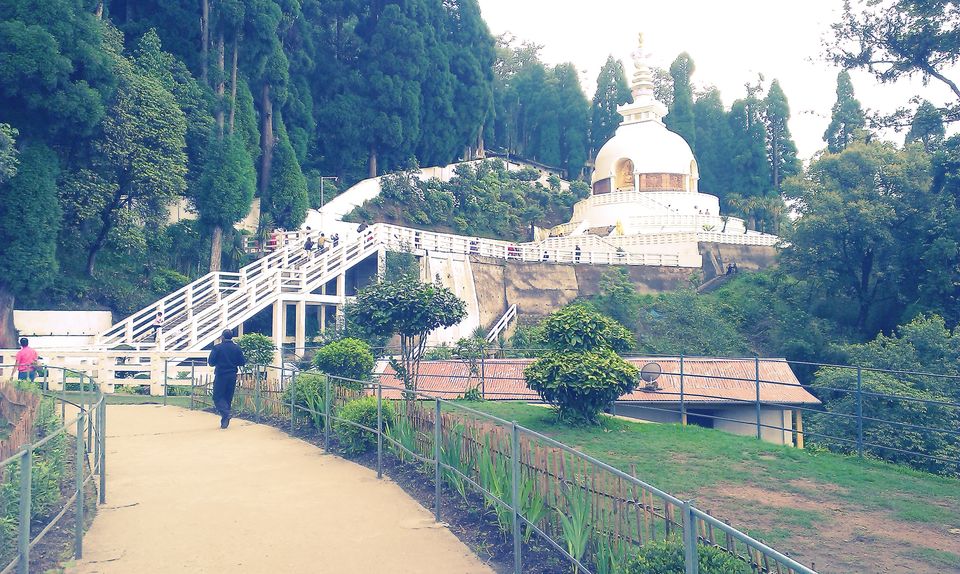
[525,305,638,424]
[334,395,394,455]
[235,333,275,366]
[346,277,465,391]
[313,338,375,382]
[348,160,589,241]
[626,541,752,574]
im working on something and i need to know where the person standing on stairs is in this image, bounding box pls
[152,311,164,342]
[208,329,247,429]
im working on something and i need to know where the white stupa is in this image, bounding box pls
[548,34,779,262]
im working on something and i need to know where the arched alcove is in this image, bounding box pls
[615,158,635,191]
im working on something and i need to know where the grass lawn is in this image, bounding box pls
[445,401,960,574]
[55,392,193,408]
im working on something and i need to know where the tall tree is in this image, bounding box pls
[727,86,770,201]
[195,133,256,270]
[590,55,632,155]
[693,87,733,199]
[824,71,866,153]
[665,53,696,149]
[447,0,495,159]
[414,0,459,167]
[264,116,309,229]
[356,1,425,176]
[828,0,960,121]
[0,145,61,346]
[552,63,589,178]
[763,79,801,192]
[782,141,932,333]
[906,99,946,152]
[87,56,188,275]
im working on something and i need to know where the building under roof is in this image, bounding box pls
[376,357,820,446]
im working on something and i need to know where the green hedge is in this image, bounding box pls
[626,541,752,574]
[334,396,395,455]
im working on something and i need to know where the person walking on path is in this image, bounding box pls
[208,329,246,429]
[14,338,38,382]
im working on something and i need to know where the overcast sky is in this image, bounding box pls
[476,0,957,160]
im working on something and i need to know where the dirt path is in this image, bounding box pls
[65,405,493,574]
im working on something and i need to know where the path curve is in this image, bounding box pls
[66,405,492,574]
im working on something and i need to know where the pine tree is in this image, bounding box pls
[0,144,61,345]
[265,117,309,229]
[728,93,770,201]
[447,0,495,159]
[693,88,733,200]
[905,100,945,152]
[356,1,426,176]
[553,63,589,178]
[665,53,696,149]
[590,56,632,155]
[195,134,256,271]
[824,70,865,153]
[763,79,801,193]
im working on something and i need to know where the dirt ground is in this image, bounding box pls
[63,405,493,574]
[704,482,960,574]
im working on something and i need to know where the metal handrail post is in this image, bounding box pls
[255,367,262,423]
[290,369,297,434]
[74,413,84,559]
[99,403,106,504]
[434,398,441,522]
[85,376,92,450]
[511,423,521,574]
[755,356,761,440]
[376,380,383,479]
[191,362,196,405]
[856,366,863,458]
[61,369,66,420]
[17,447,32,574]
[93,390,100,470]
[682,500,698,574]
[163,360,168,406]
[190,373,195,410]
[324,376,331,452]
[679,354,686,425]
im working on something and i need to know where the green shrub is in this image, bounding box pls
[283,372,326,409]
[543,304,634,353]
[525,349,638,424]
[626,540,752,574]
[235,333,276,366]
[313,338,375,382]
[334,396,395,455]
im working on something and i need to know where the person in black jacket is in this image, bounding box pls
[208,329,247,429]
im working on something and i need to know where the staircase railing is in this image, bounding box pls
[486,304,517,343]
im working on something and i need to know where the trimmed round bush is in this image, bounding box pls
[313,338,375,382]
[524,349,638,424]
[334,396,395,455]
[626,541,752,574]
[235,333,276,366]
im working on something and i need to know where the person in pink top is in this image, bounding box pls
[15,338,39,382]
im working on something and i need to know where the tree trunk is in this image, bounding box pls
[368,145,378,178]
[228,36,239,135]
[210,225,223,272]
[201,0,209,85]
[216,32,225,135]
[0,286,16,349]
[95,1,103,19]
[258,84,275,197]
[477,123,485,157]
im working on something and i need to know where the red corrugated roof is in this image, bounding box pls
[375,358,820,405]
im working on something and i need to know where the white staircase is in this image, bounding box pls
[96,229,381,351]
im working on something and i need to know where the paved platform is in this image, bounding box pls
[66,405,492,573]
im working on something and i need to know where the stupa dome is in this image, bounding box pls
[590,34,699,195]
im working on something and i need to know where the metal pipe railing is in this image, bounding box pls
[0,366,107,574]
